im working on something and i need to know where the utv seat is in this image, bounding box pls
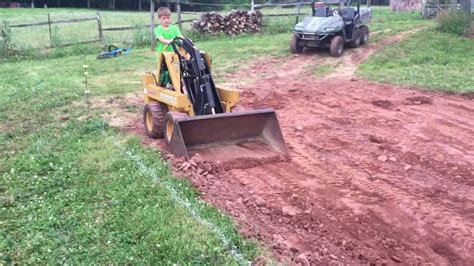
[314,7,333,17]
[341,7,355,24]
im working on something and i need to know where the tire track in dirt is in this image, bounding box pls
[325,28,424,79]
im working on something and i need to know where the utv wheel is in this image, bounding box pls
[164,112,188,145]
[330,36,344,57]
[348,28,361,48]
[144,102,167,138]
[360,25,369,45]
[290,34,303,54]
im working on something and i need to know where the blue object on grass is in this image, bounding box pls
[96,45,132,59]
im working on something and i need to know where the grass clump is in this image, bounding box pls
[436,10,472,36]
[357,29,474,92]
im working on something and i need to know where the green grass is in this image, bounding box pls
[0,32,294,264]
[357,28,474,92]
[314,63,336,77]
[1,6,433,57]
[365,7,434,42]
[1,121,258,264]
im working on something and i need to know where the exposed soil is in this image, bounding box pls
[100,31,474,265]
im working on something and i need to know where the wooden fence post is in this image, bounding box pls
[296,0,302,24]
[150,0,156,52]
[177,0,182,31]
[48,13,53,48]
[96,11,105,50]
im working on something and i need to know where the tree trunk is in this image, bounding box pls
[31,0,35,8]
[108,0,116,9]
[56,0,60,7]
[138,0,142,11]
[87,0,90,8]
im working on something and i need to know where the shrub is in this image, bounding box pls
[436,10,471,35]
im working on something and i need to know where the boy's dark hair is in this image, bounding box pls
[157,7,171,17]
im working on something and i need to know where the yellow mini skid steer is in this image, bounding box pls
[143,37,287,161]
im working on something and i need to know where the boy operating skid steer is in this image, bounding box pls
[155,7,183,88]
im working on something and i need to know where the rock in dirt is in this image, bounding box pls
[202,163,213,172]
[255,196,266,207]
[290,246,299,253]
[329,254,338,260]
[295,126,304,132]
[260,207,271,214]
[390,255,402,263]
[377,155,388,162]
[404,164,412,171]
[296,253,310,266]
[282,205,298,217]
[191,153,204,164]
[388,156,397,162]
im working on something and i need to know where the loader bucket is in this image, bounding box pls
[167,108,287,161]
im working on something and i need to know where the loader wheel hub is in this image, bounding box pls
[166,120,174,143]
[146,110,153,131]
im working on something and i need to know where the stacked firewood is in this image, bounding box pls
[191,10,263,36]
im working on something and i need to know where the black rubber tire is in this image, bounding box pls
[143,102,167,138]
[96,52,112,60]
[230,105,246,113]
[348,28,361,48]
[330,36,344,57]
[289,33,303,54]
[164,112,188,145]
[108,45,119,52]
[360,25,369,45]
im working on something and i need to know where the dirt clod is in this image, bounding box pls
[191,153,204,164]
[371,100,394,110]
[282,206,298,217]
[390,255,402,263]
[296,253,310,266]
[255,197,266,207]
[377,155,388,162]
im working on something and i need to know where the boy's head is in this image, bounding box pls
[157,7,171,27]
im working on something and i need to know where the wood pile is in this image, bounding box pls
[191,10,263,35]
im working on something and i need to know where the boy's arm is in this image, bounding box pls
[158,36,172,45]
[154,26,173,45]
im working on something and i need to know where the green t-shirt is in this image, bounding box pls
[154,25,182,53]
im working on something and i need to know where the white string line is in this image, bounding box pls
[122,147,249,265]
